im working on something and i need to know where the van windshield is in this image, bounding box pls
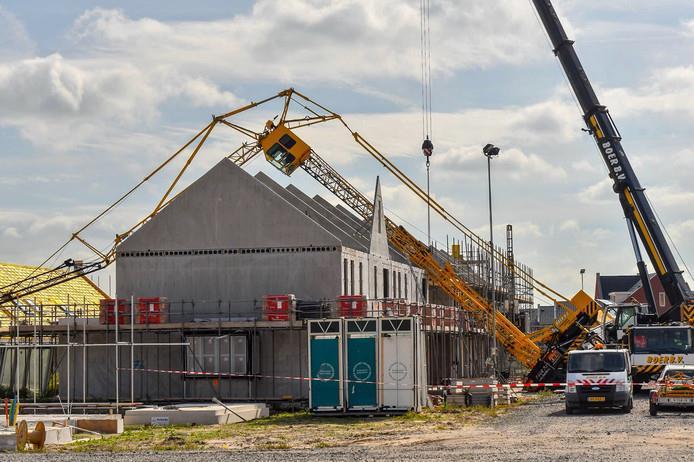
[567,352,626,373]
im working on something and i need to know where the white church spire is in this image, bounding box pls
[369,176,389,258]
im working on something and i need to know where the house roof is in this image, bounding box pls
[0,261,107,323]
[596,274,641,299]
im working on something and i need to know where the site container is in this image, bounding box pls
[379,317,427,412]
[345,319,378,410]
[308,317,427,414]
[337,295,367,318]
[263,294,296,321]
[137,297,169,324]
[308,319,343,411]
[99,298,131,325]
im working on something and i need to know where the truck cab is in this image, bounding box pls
[628,325,693,385]
[565,349,633,414]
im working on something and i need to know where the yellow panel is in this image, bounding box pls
[0,261,108,326]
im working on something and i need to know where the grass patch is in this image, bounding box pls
[61,397,539,453]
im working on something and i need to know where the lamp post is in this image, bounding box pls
[580,268,586,291]
[483,143,500,379]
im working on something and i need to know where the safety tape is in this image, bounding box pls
[119,367,423,389]
[118,367,658,390]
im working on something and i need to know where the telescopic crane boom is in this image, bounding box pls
[531,0,693,322]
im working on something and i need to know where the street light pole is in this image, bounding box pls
[483,143,500,380]
[580,268,586,291]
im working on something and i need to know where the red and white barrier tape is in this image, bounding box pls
[118,367,656,390]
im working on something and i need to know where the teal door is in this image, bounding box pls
[310,336,341,409]
[347,336,377,408]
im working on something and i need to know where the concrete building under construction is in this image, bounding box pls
[0,159,535,406]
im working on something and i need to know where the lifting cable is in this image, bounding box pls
[420,0,433,143]
[420,0,434,248]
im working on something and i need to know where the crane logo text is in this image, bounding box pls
[602,141,627,181]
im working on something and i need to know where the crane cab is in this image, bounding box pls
[259,123,311,176]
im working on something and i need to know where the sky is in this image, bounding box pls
[2,0,694,302]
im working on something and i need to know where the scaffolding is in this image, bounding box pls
[0,296,497,410]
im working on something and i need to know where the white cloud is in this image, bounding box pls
[0,53,241,150]
[578,177,613,204]
[559,219,579,232]
[604,66,694,118]
[434,145,567,181]
[647,185,694,208]
[0,6,34,59]
[2,227,20,239]
[67,2,546,85]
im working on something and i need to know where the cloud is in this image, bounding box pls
[0,6,34,59]
[433,145,567,182]
[578,177,613,204]
[647,185,694,208]
[67,2,546,85]
[0,53,241,150]
[559,219,579,232]
[604,66,694,118]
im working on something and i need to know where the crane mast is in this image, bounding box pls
[531,0,691,320]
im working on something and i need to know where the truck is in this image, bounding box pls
[649,365,694,416]
[565,349,633,414]
[629,325,694,384]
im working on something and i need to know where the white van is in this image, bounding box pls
[565,349,633,414]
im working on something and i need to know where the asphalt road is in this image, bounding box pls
[4,396,693,462]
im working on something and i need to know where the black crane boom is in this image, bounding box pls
[531,0,691,320]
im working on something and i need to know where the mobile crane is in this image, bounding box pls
[531,0,694,381]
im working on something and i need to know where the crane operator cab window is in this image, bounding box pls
[259,123,312,176]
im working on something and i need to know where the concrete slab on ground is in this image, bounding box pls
[0,421,73,451]
[124,402,269,426]
[72,415,123,434]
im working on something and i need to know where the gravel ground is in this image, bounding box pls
[3,396,693,462]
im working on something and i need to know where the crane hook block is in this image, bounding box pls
[422,138,434,158]
[259,123,312,176]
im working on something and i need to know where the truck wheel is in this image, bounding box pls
[622,400,632,414]
[649,403,658,416]
[565,404,574,415]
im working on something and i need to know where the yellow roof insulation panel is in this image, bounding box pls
[0,261,108,323]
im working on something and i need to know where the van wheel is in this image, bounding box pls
[622,400,632,414]
[565,404,574,415]
[649,403,658,416]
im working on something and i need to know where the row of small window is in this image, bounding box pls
[342,259,426,300]
[119,246,339,258]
